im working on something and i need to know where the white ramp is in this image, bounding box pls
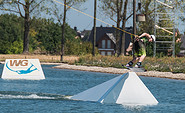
[1,59,45,80]
[71,72,158,105]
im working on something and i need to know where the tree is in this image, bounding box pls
[173,0,185,31]
[137,0,185,56]
[0,14,23,54]
[98,0,135,56]
[0,0,49,54]
[31,18,61,54]
[120,0,128,56]
[0,14,92,55]
[49,0,87,61]
[99,0,185,56]
[93,0,97,56]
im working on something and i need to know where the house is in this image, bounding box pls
[80,30,91,39]
[97,33,116,55]
[74,27,91,40]
[88,26,133,56]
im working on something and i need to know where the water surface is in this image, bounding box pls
[0,64,184,113]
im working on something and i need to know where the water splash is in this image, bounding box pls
[0,91,67,100]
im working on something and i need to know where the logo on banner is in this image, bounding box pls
[6,60,39,75]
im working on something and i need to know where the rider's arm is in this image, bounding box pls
[139,33,150,38]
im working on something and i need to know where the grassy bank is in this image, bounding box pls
[0,54,184,73]
[75,54,185,73]
[0,54,78,64]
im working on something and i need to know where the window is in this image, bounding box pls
[102,40,105,49]
[107,40,111,49]
[101,51,105,56]
[107,52,112,56]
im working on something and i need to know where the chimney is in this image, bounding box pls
[74,26,77,32]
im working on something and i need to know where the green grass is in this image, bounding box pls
[74,54,185,73]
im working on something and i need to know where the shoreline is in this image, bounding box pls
[1,61,185,80]
[53,63,185,80]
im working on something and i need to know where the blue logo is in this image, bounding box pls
[6,62,39,75]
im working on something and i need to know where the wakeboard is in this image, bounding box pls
[122,65,146,72]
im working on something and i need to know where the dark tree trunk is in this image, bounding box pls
[120,0,128,56]
[133,0,136,58]
[92,0,97,56]
[115,0,121,56]
[23,2,30,54]
[61,0,67,61]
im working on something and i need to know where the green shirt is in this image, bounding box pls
[134,36,147,56]
[140,36,148,44]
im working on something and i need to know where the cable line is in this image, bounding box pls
[53,0,138,37]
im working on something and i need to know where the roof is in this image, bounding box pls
[88,27,117,43]
[88,26,133,44]
[106,33,116,44]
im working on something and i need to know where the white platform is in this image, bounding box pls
[1,59,45,80]
[71,72,158,105]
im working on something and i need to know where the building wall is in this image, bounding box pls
[97,35,115,56]
[88,26,133,56]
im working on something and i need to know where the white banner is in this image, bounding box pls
[1,59,45,80]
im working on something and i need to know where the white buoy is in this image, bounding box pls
[71,72,158,105]
[1,59,45,80]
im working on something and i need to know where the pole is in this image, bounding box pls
[154,0,156,57]
[133,0,136,58]
[92,0,97,56]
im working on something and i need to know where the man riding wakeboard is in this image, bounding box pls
[125,33,156,68]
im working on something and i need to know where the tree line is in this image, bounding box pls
[0,14,93,55]
[0,0,184,58]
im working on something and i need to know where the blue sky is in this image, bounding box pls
[1,0,184,33]
[61,0,185,34]
[66,0,117,31]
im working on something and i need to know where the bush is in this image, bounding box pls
[144,57,185,73]
[75,55,185,73]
